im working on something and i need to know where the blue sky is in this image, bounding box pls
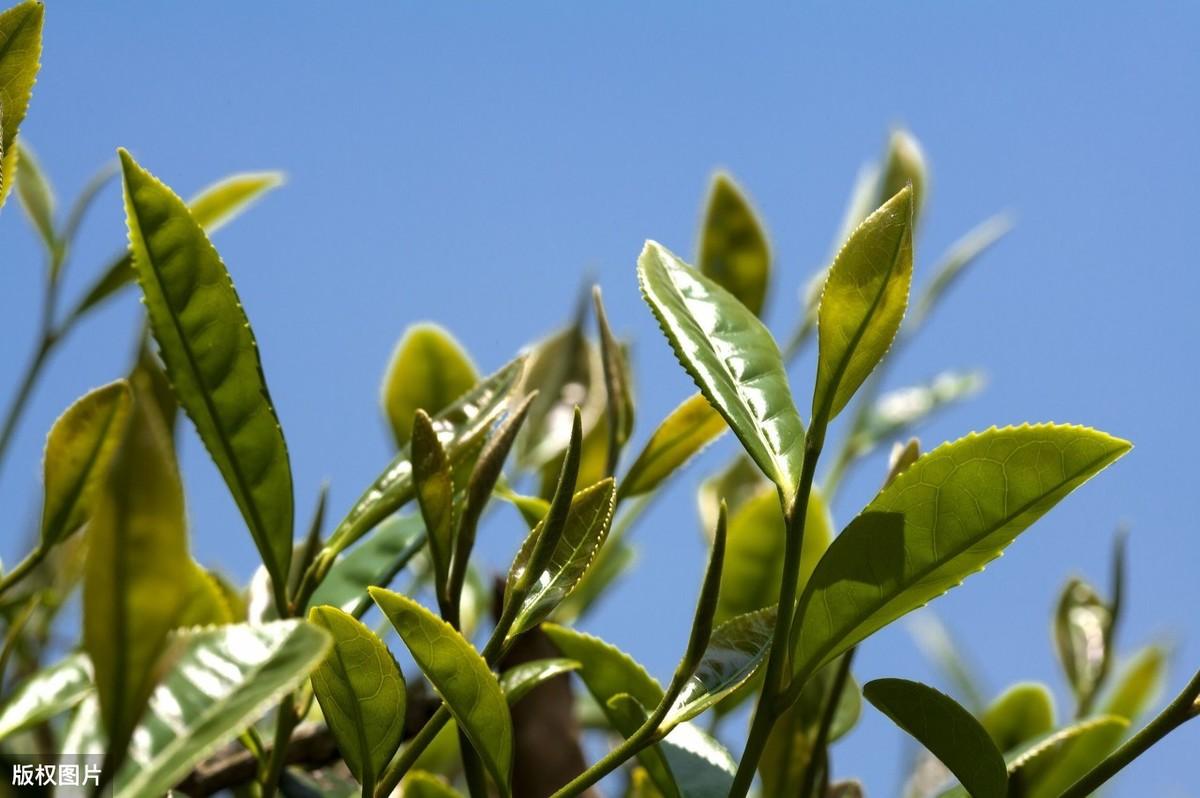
[1,3,1197,794]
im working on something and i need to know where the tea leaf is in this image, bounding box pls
[370,589,513,797]
[0,653,91,742]
[310,514,425,615]
[404,772,465,798]
[697,455,766,533]
[638,240,804,499]
[667,605,775,725]
[620,393,727,500]
[981,682,1056,753]
[879,129,927,225]
[40,380,132,550]
[812,185,914,425]
[308,606,406,793]
[864,678,1006,798]
[698,173,770,317]
[15,141,54,254]
[500,658,581,706]
[1054,577,1113,707]
[610,694,737,798]
[555,538,636,623]
[412,409,455,601]
[791,425,1131,686]
[0,0,42,208]
[542,624,663,713]
[910,214,1012,330]
[853,370,984,456]
[382,324,479,449]
[607,693,681,798]
[121,150,294,604]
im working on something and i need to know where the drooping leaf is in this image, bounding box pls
[791,425,1130,686]
[620,393,728,500]
[1054,577,1113,707]
[307,606,406,793]
[381,323,479,449]
[517,323,606,468]
[500,658,581,706]
[67,171,283,323]
[121,149,294,604]
[0,653,92,742]
[506,478,617,636]
[412,409,456,600]
[326,357,524,554]
[15,141,55,254]
[40,380,132,550]
[812,185,914,425]
[370,589,513,797]
[864,678,1007,798]
[0,0,42,208]
[981,682,1056,753]
[698,173,770,317]
[110,621,330,798]
[667,605,775,725]
[310,515,426,615]
[638,240,804,499]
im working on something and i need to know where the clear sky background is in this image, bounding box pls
[1,3,1198,795]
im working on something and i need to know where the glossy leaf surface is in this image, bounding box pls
[412,409,456,595]
[813,185,914,424]
[698,173,770,317]
[0,1,42,206]
[981,682,1056,753]
[667,605,775,725]
[865,678,1006,798]
[308,606,405,792]
[610,694,737,798]
[620,393,727,500]
[517,324,605,468]
[638,240,804,498]
[500,658,581,706]
[121,149,294,597]
[40,380,132,550]
[792,425,1130,685]
[371,589,513,796]
[1054,578,1112,706]
[382,323,478,448]
[0,653,91,741]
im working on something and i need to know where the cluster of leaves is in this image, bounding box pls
[0,4,1196,798]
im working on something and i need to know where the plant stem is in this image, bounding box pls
[797,648,855,798]
[374,706,451,797]
[1059,668,1200,798]
[0,548,48,600]
[259,698,299,798]
[0,335,55,481]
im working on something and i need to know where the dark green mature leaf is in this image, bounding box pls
[506,478,616,636]
[517,323,606,468]
[638,241,804,500]
[812,186,914,425]
[371,589,513,797]
[121,149,294,602]
[381,324,479,449]
[111,621,330,798]
[0,0,42,208]
[667,606,775,725]
[1054,578,1112,707]
[308,606,405,793]
[15,141,54,253]
[620,393,727,500]
[68,171,283,323]
[327,357,525,554]
[0,653,91,741]
[500,658,581,706]
[981,682,1055,753]
[309,515,424,615]
[412,409,455,599]
[865,678,1006,798]
[40,381,132,550]
[698,173,770,317]
[791,425,1131,686]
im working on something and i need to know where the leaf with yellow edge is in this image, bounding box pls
[0,0,42,208]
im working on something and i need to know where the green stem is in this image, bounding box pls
[0,335,55,481]
[0,548,48,600]
[1059,669,1200,798]
[374,706,452,797]
[797,648,855,798]
[259,697,298,798]
[727,703,778,798]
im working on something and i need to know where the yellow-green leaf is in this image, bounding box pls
[879,129,927,226]
[981,682,1056,753]
[517,324,606,468]
[14,141,54,253]
[381,323,478,449]
[667,605,776,725]
[0,0,42,208]
[619,393,727,500]
[698,173,770,317]
[404,771,465,798]
[412,409,455,598]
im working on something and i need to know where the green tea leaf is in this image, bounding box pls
[506,478,617,636]
[697,455,766,533]
[0,653,91,742]
[864,678,1006,798]
[308,606,406,793]
[981,682,1055,753]
[667,605,775,725]
[15,141,55,254]
[791,425,1131,686]
[381,323,479,449]
[517,323,606,468]
[1054,578,1112,707]
[879,129,927,225]
[542,623,663,714]
[853,370,984,458]
[638,241,804,499]
[500,658,581,706]
[593,286,636,465]
[40,380,132,550]
[111,620,330,798]
[412,409,456,600]
[310,514,425,615]
[327,357,524,554]
[607,693,681,798]
[404,771,466,798]
[0,0,42,208]
[698,173,770,317]
[620,393,727,500]
[67,171,283,323]
[370,589,513,797]
[120,149,294,604]
[812,185,914,425]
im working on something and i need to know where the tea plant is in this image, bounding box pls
[0,3,1196,797]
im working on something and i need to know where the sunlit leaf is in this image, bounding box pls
[0,653,91,742]
[121,149,294,605]
[412,409,456,601]
[371,589,513,797]
[609,694,736,798]
[791,425,1131,686]
[404,771,466,798]
[500,658,581,706]
[517,323,606,468]
[981,682,1055,753]
[381,323,479,449]
[1054,577,1113,707]
[698,173,770,317]
[130,339,178,442]
[865,678,1006,798]
[883,437,920,488]
[812,186,914,425]
[0,0,42,208]
[667,606,775,725]
[638,241,804,500]
[308,606,405,793]
[555,538,636,623]
[542,624,662,716]
[593,287,636,465]
[15,141,55,254]
[879,129,927,225]
[620,394,727,501]
[853,370,984,457]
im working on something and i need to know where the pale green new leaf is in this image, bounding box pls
[879,129,927,225]
[981,682,1056,753]
[791,425,1130,686]
[310,514,425,615]
[506,478,617,636]
[667,606,775,726]
[500,658,581,705]
[812,185,914,425]
[404,771,466,798]
[15,141,54,253]
[698,173,770,317]
[412,409,455,596]
[697,455,766,533]
[121,149,294,602]
[0,1,42,208]
[40,380,132,550]
[542,623,663,714]
[371,589,513,797]
[382,323,479,448]
[308,606,406,793]
[638,241,804,499]
[0,653,91,742]
[620,393,727,500]
[1054,577,1112,707]
[865,678,1006,798]
[517,324,606,468]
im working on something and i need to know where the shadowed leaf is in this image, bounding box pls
[698,173,770,317]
